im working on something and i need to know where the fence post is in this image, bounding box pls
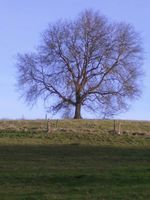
[48,120,51,134]
[45,114,50,136]
[113,120,116,134]
[56,119,58,128]
[118,122,121,135]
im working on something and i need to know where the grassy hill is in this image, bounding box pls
[0,119,150,146]
[1,120,150,199]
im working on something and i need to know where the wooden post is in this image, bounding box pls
[45,114,47,132]
[56,119,58,128]
[118,122,121,135]
[47,120,51,134]
[113,120,116,134]
[45,114,50,135]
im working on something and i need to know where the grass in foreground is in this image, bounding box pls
[0,144,150,200]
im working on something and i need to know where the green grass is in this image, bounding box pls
[1,144,150,199]
[1,119,150,199]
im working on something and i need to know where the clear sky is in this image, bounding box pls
[0,0,150,120]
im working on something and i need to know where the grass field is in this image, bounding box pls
[0,120,150,199]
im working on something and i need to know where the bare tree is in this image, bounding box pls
[16,10,143,119]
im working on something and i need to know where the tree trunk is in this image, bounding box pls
[74,103,82,119]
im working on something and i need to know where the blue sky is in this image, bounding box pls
[0,0,150,120]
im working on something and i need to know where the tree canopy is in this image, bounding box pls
[16,10,143,119]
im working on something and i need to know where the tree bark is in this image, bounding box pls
[74,103,82,119]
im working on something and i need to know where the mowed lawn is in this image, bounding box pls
[1,143,150,200]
